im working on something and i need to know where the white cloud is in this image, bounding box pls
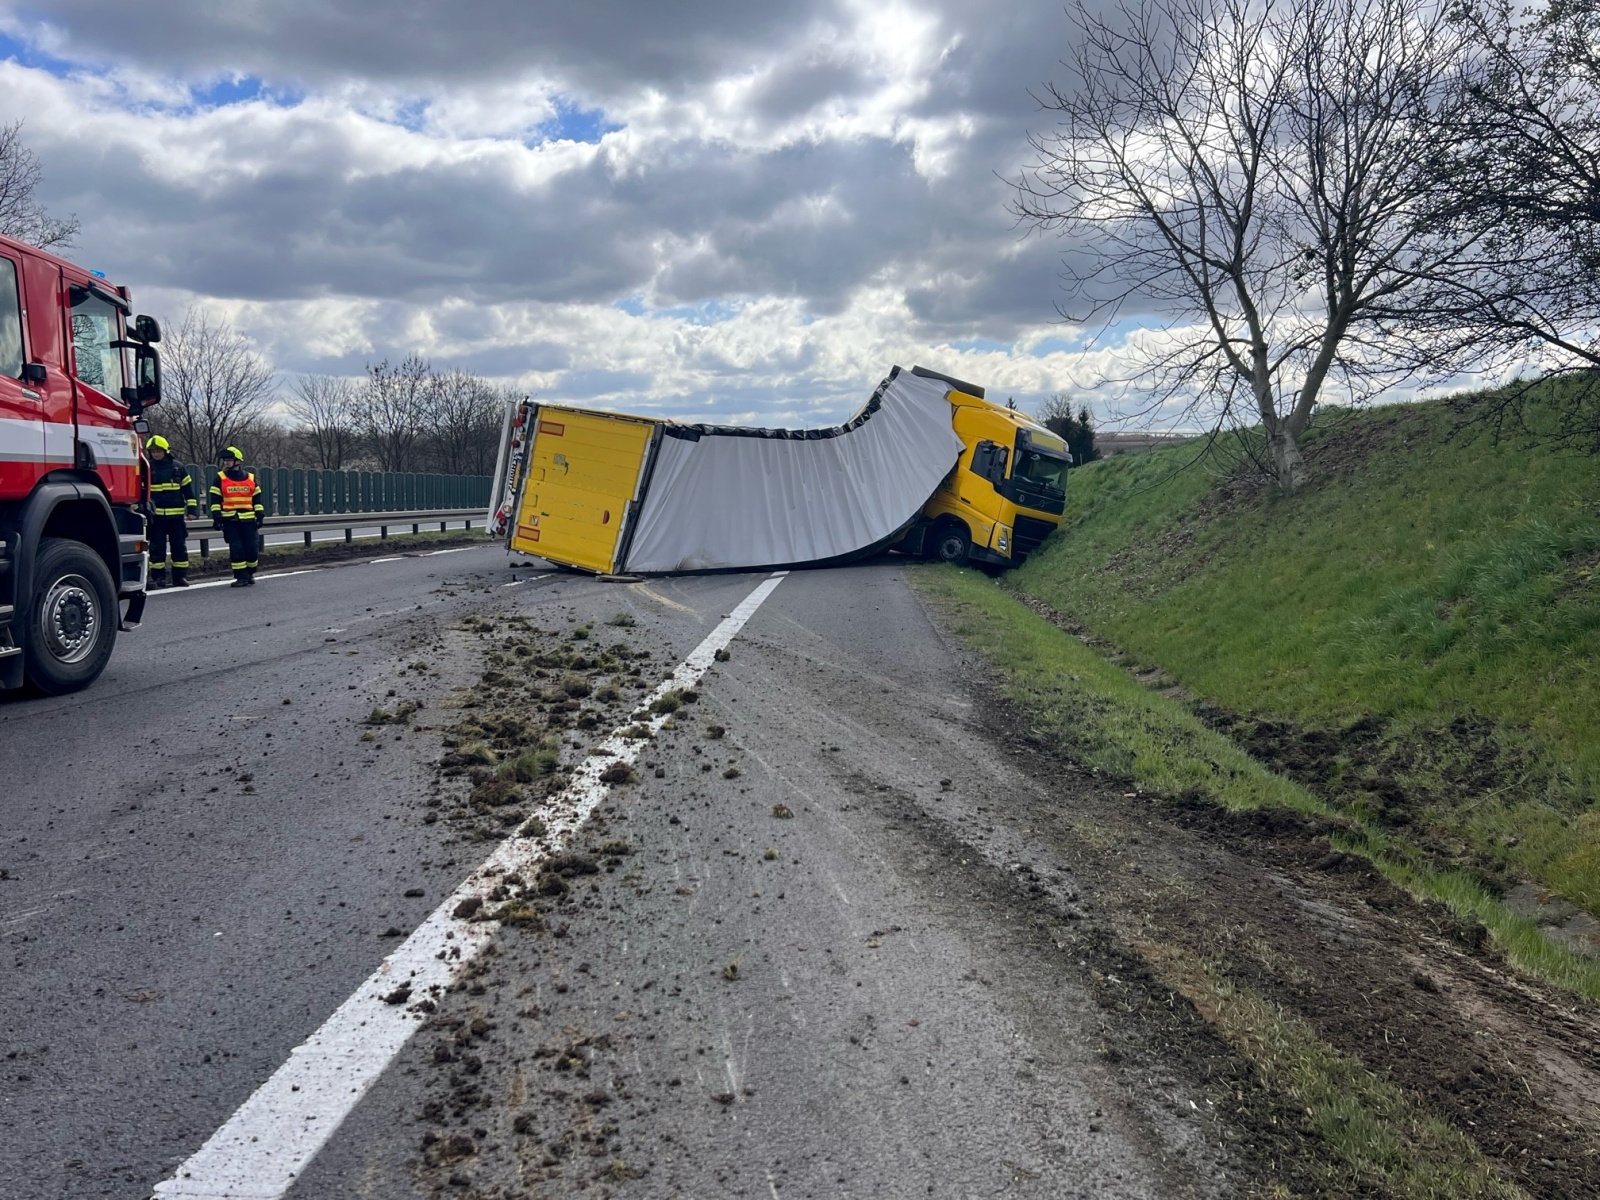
[1,0,1167,428]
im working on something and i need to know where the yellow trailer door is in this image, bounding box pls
[509,407,658,573]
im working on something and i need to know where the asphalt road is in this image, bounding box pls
[1,551,1228,1199]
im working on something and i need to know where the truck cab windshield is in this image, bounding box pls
[70,290,126,397]
[1014,449,1067,495]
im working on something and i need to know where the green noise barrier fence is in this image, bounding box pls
[197,468,493,517]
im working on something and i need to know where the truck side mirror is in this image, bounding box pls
[135,345,161,408]
[134,314,162,345]
[21,362,46,385]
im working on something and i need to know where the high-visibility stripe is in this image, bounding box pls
[219,474,258,513]
[42,422,75,463]
[77,424,140,465]
[0,414,47,461]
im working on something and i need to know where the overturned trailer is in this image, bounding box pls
[487,366,1069,575]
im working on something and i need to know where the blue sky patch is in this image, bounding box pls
[0,27,80,78]
[535,97,622,145]
[188,73,295,109]
[611,296,741,326]
[946,336,1012,354]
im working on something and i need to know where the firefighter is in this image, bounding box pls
[209,446,264,587]
[144,435,197,588]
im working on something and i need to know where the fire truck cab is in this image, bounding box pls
[0,231,162,694]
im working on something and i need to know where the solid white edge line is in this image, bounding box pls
[146,569,324,596]
[152,571,787,1200]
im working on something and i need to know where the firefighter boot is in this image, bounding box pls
[149,568,169,590]
[231,569,248,588]
[172,568,190,588]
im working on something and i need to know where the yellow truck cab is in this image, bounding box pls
[898,366,1071,567]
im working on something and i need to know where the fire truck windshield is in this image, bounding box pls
[70,290,125,397]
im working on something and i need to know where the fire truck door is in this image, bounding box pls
[0,249,45,494]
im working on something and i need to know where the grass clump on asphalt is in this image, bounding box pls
[913,565,1600,1001]
[1006,385,1600,922]
[498,739,561,783]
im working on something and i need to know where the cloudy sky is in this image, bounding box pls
[0,0,1142,426]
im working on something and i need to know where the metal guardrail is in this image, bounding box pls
[182,508,488,559]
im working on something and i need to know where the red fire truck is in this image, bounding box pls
[0,231,161,694]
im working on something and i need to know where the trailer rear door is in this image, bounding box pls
[509,407,657,573]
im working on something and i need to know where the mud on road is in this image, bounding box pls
[283,562,1597,1199]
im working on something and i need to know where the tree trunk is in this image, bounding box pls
[1268,425,1308,491]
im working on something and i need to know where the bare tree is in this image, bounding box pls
[149,307,276,466]
[356,356,432,472]
[0,120,79,249]
[1406,0,1600,448]
[286,374,361,469]
[1016,0,1475,489]
[426,369,507,475]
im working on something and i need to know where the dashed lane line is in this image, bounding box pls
[151,571,788,1200]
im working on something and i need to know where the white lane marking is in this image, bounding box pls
[502,573,552,588]
[423,546,477,556]
[153,572,787,1199]
[368,556,403,565]
[146,569,323,596]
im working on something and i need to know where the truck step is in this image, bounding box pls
[0,603,13,625]
[0,645,18,661]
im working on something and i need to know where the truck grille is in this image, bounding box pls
[1012,515,1058,557]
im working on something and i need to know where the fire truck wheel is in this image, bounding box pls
[931,521,972,565]
[23,538,118,695]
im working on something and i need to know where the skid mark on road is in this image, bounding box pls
[153,572,787,1200]
[629,582,698,615]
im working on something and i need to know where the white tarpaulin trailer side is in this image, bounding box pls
[619,366,964,573]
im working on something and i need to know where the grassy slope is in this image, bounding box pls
[1008,387,1600,916]
[915,567,1600,999]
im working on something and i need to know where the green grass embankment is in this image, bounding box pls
[914,567,1600,1000]
[912,382,1600,996]
[1012,388,1600,917]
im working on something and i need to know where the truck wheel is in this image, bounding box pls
[932,522,971,565]
[23,538,118,695]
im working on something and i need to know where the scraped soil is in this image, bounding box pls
[967,679,1600,1198]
